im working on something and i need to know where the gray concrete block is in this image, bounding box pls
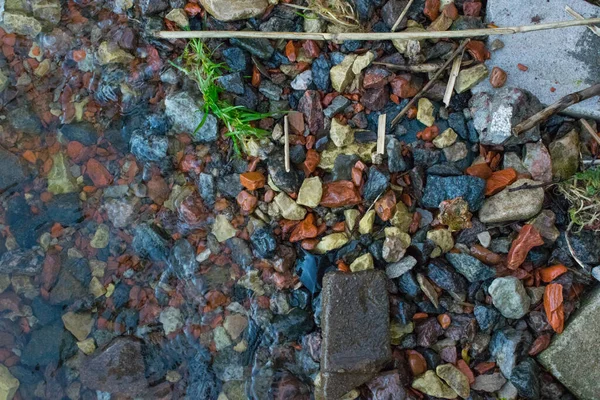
[538,288,600,400]
[473,0,600,119]
[320,270,391,399]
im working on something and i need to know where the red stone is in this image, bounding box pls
[456,359,475,384]
[485,168,517,196]
[302,40,320,58]
[423,0,440,21]
[506,224,544,270]
[361,87,389,111]
[466,163,493,180]
[285,41,297,62]
[290,214,318,242]
[363,67,393,90]
[490,67,507,88]
[287,110,305,135]
[442,3,459,20]
[517,63,529,72]
[86,158,113,187]
[437,313,451,329]
[463,1,482,17]
[391,74,423,99]
[375,190,396,221]
[406,350,427,376]
[303,149,320,176]
[320,181,362,208]
[147,175,169,205]
[528,334,551,356]
[240,172,266,190]
[470,244,503,265]
[544,283,564,334]
[237,190,258,214]
[297,91,324,134]
[417,126,439,142]
[540,264,568,283]
[466,40,490,62]
[351,167,362,187]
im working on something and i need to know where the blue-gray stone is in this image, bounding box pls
[230,37,274,60]
[474,304,501,333]
[312,55,331,91]
[363,167,389,202]
[251,227,277,259]
[490,327,523,378]
[223,47,247,72]
[422,175,486,211]
[446,252,496,282]
[510,358,540,400]
[218,73,245,95]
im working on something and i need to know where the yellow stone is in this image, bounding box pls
[358,210,376,234]
[349,253,374,272]
[344,209,360,231]
[89,277,106,298]
[315,233,349,254]
[0,364,19,400]
[77,338,96,355]
[62,312,94,341]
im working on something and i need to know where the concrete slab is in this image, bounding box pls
[320,270,391,399]
[473,0,600,120]
[538,288,600,400]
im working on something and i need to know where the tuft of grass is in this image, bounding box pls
[174,38,275,156]
[558,167,600,232]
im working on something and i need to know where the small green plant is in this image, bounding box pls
[558,167,600,232]
[174,38,274,155]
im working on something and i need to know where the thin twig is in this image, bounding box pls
[565,221,589,270]
[565,5,600,37]
[580,118,600,147]
[377,114,387,155]
[512,83,600,136]
[284,116,290,173]
[508,182,555,192]
[373,59,474,72]
[391,0,414,32]
[443,49,464,107]
[155,17,600,41]
[391,39,470,127]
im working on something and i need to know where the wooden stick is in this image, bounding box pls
[391,0,414,32]
[391,39,470,127]
[155,17,600,41]
[373,59,474,73]
[377,114,387,155]
[284,116,290,173]
[512,83,600,136]
[580,118,600,147]
[565,6,600,37]
[443,50,464,107]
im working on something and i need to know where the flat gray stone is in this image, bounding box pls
[473,0,600,119]
[539,289,600,400]
[321,270,391,399]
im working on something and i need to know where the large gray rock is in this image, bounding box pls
[539,289,600,400]
[473,0,600,120]
[469,87,542,146]
[321,270,391,399]
[165,92,218,142]
[200,0,268,21]
[479,179,544,224]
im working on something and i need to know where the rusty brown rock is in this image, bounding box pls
[240,171,266,190]
[287,111,305,135]
[290,213,318,242]
[490,67,507,88]
[506,224,544,270]
[375,190,397,222]
[237,190,258,214]
[391,74,423,99]
[485,168,517,196]
[466,40,490,62]
[320,181,362,208]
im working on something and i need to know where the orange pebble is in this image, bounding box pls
[539,264,568,283]
[437,313,451,329]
